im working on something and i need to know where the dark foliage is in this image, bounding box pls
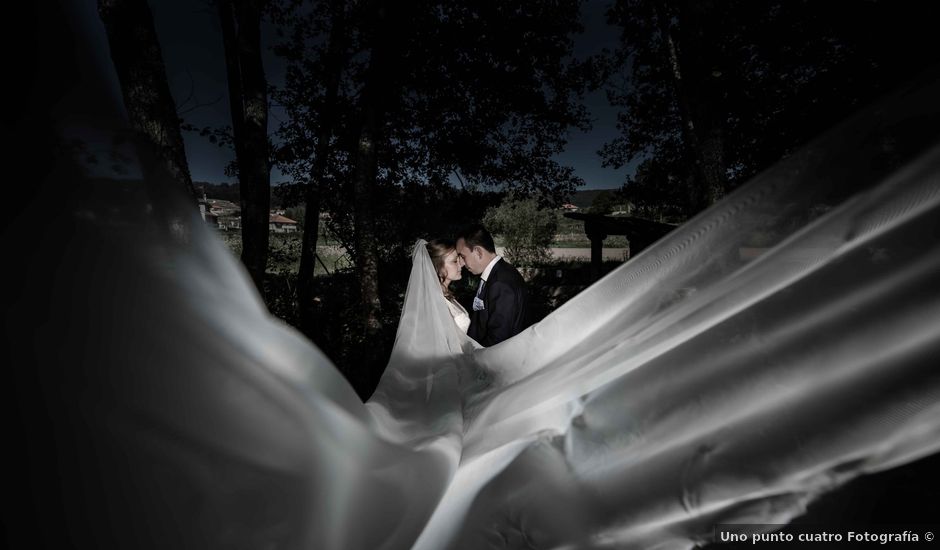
[267,0,598,340]
[265,255,405,400]
[603,0,940,220]
[97,0,198,202]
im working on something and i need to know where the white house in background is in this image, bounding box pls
[208,198,239,216]
[199,197,240,230]
[269,213,298,233]
[217,215,240,231]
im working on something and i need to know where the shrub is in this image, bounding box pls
[483,195,558,267]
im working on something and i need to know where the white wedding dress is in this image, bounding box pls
[446,296,471,334]
[11,8,940,548]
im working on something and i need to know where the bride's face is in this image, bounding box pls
[442,250,463,283]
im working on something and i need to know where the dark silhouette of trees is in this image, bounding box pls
[269,0,348,337]
[346,1,410,335]
[603,0,940,220]
[91,0,597,394]
[589,189,617,215]
[270,0,596,341]
[652,0,726,213]
[219,0,272,292]
[97,0,197,201]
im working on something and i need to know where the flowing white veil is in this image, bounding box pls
[7,4,940,549]
[362,70,940,548]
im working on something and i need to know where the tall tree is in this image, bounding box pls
[269,0,350,336]
[346,0,405,335]
[270,0,594,341]
[603,0,732,219]
[349,0,593,333]
[97,0,197,200]
[603,0,940,220]
[219,0,271,291]
[297,0,346,337]
[653,0,725,212]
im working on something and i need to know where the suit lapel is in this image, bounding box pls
[470,260,500,340]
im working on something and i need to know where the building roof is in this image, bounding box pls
[269,213,298,224]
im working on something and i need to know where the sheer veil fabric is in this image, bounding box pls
[366,69,940,549]
[9,6,940,548]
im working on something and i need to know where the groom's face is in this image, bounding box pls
[456,238,484,275]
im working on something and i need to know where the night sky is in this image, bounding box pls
[147,0,629,189]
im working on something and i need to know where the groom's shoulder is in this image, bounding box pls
[494,258,525,284]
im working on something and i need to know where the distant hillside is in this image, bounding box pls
[567,188,620,209]
[195,181,240,203]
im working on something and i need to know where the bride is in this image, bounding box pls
[424,238,471,335]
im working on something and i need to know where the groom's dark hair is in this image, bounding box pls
[457,223,496,254]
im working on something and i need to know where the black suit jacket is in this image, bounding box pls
[468,259,531,346]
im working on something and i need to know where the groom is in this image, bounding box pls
[456,224,531,346]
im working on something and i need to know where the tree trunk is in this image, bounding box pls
[297,172,323,333]
[679,0,725,210]
[219,0,271,292]
[97,0,197,202]
[298,1,347,336]
[349,0,404,335]
[654,0,725,214]
[351,103,383,335]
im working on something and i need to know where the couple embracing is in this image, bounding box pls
[425,224,531,347]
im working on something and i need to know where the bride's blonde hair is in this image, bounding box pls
[426,238,456,299]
